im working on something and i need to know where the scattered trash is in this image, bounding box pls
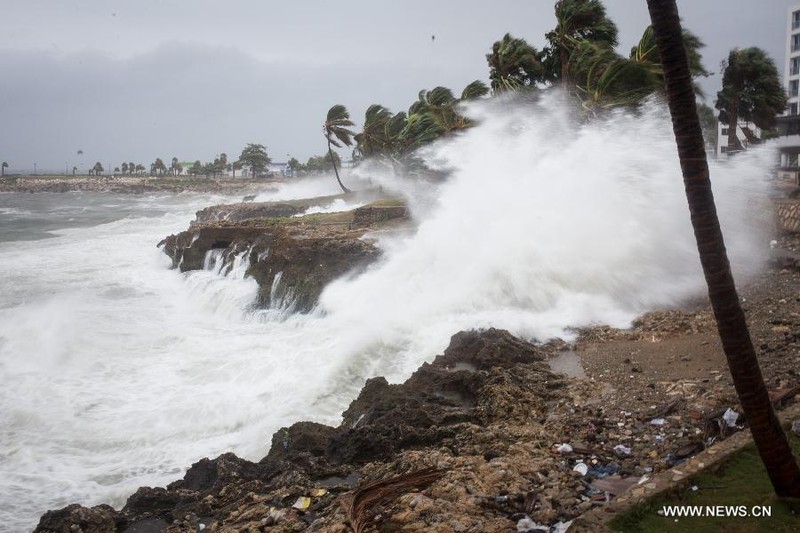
[613,444,632,456]
[770,239,778,249]
[309,488,327,497]
[666,454,686,467]
[516,517,538,532]
[552,521,574,533]
[292,496,311,510]
[587,462,619,478]
[792,419,800,437]
[650,418,666,426]
[573,462,589,476]
[722,408,739,428]
[556,443,573,453]
[691,485,699,491]
[655,435,666,443]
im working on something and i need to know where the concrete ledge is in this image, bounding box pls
[569,402,800,532]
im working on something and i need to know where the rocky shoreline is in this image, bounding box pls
[0,175,273,194]
[33,196,800,533]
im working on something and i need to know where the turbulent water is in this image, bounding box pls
[0,98,774,531]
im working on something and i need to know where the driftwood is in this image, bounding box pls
[339,467,446,533]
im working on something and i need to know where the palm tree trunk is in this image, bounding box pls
[726,94,742,154]
[560,45,569,89]
[646,0,800,498]
[727,101,741,156]
[328,139,351,193]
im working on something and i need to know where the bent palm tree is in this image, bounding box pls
[545,0,618,89]
[716,47,787,154]
[354,104,393,159]
[324,104,356,193]
[486,33,544,94]
[646,0,800,497]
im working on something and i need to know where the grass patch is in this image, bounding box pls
[609,433,800,532]
[363,198,406,207]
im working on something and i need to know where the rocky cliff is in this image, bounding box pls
[158,199,408,312]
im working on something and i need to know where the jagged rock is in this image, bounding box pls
[173,452,265,493]
[326,329,559,465]
[123,487,190,520]
[158,224,380,313]
[265,422,335,464]
[34,503,126,533]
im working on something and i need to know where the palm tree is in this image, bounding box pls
[486,33,544,94]
[323,104,356,193]
[1,161,7,177]
[646,0,800,498]
[121,162,129,175]
[354,104,394,159]
[716,47,787,154]
[92,162,104,175]
[573,23,709,113]
[544,0,618,89]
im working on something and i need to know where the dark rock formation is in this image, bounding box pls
[35,329,565,532]
[34,503,126,533]
[159,224,381,313]
[158,197,410,313]
[325,328,561,465]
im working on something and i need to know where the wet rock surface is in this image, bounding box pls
[158,196,407,313]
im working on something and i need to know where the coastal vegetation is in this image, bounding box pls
[323,104,356,193]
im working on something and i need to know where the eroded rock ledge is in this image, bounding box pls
[158,198,408,312]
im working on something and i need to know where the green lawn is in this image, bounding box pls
[609,433,800,532]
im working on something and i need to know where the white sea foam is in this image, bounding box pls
[0,96,773,532]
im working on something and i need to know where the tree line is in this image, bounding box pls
[319,0,786,191]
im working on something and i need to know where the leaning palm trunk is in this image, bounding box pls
[328,139,351,193]
[726,97,742,154]
[646,0,800,497]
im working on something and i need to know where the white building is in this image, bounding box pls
[716,120,762,158]
[776,3,800,183]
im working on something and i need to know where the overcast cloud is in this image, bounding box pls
[0,0,795,173]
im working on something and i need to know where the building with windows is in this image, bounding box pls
[776,3,800,182]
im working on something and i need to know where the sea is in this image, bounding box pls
[0,97,774,531]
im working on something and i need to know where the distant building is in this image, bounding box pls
[268,162,288,176]
[776,3,800,183]
[717,120,762,158]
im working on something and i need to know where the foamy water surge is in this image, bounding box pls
[0,97,773,531]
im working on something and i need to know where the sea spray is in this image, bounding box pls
[0,98,773,532]
[320,95,772,378]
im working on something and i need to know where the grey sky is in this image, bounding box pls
[0,0,795,173]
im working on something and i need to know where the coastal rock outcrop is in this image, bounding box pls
[158,198,408,312]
